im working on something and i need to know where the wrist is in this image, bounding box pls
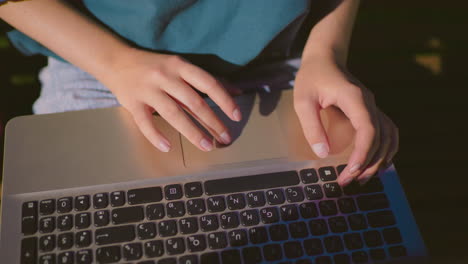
[302,45,348,69]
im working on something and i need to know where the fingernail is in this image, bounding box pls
[312,143,329,158]
[349,163,361,174]
[220,131,231,144]
[158,140,171,152]
[359,175,372,185]
[200,138,213,151]
[233,108,242,122]
[341,177,353,186]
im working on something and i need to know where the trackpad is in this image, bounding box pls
[182,103,288,168]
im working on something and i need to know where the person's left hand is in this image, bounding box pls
[293,56,399,186]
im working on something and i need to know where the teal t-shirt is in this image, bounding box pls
[8,0,309,74]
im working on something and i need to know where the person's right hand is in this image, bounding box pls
[100,48,242,152]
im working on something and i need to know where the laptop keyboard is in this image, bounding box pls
[20,165,408,264]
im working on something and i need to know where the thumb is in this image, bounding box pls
[294,98,329,158]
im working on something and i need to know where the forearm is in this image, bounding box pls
[302,0,360,66]
[0,0,130,80]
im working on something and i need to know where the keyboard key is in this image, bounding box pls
[284,241,304,259]
[21,237,37,264]
[167,201,186,218]
[75,213,91,229]
[146,203,165,220]
[324,235,344,253]
[220,212,239,229]
[266,189,285,205]
[39,217,55,233]
[144,240,164,258]
[200,252,220,264]
[319,200,338,216]
[159,258,176,264]
[76,249,93,264]
[22,201,38,235]
[74,195,90,211]
[96,245,121,263]
[204,170,299,195]
[110,191,126,207]
[123,242,143,261]
[260,207,279,224]
[112,206,144,224]
[246,191,266,208]
[285,186,305,202]
[333,253,350,264]
[57,214,73,231]
[242,247,262,264]
[361,177,384,193]
[364,230,383,247]
[227,193,246,210]
[319,166,337,181]
[184,182,203,198]
[58,232,73,250]
[39,235,55,252]
[352,251,368,263]
[240,209,260,226]
[93,193,109,209]
[207,196,226,212]
[269,224,289,241]
[280,204,299,221]
[367,210,396,228]
[166,237,185,255]
[165,184,183,200]
[222,249,241,264]
[348,214,367,230]
[179,217,199,234]
[299,202,318,218]
[58,251,74,264]
[389,245,407,258]
[40,199,55,215]
[343,181,361,195]
[249,226,268,244]
[328,216,348,233]
[383,227,402,244]
[186,199,206,215]
[323,183,342,198]
[357,193,389,211]
[75,231,92,248]
[94,210,110,227]
[303,238,323,256]
[207,231,228,249]
[315,256,332,264]
[344,233,363,250]
[369,248,386,261]
[289,221,309,238]
[39,253,55,264]
[304,185,323,200]
[300,168,318,183]
[96,225,135,245]
[309,219,329,235]
[187,234,207,252]
[263,244,282,261]
[158,220,178,237]
[228,229,248,246]
[57,197,73,213]
[337,164,346,175]
[337,198,356,214]
[128,187,163,205]
[138,222,157,239]
[296,259,313,264]
[179,255,198,264]
[200,215,219,232]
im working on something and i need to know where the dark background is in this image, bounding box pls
[1,1,467,262]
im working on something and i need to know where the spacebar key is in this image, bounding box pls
[205,171,299,195]
[95,225,136,245]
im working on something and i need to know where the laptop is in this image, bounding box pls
[0,62,427,264]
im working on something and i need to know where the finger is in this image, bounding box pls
[163,81,231,144]
[382,113,399,167]
[356,112,392,184]
[130,104,171,152]
[294,96,329,158]
[337,90,380,184]
[148,92,214,152]
[179,63,242,122]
